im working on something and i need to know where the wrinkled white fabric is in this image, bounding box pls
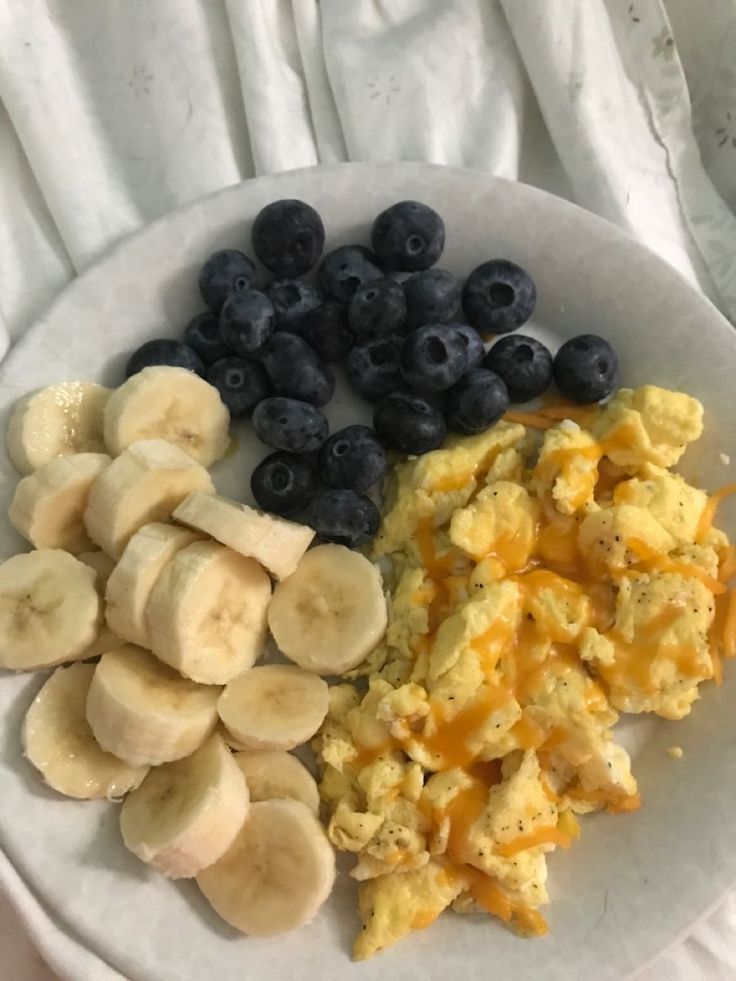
[1,1,735,978]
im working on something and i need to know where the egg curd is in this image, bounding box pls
[312,385,736,960]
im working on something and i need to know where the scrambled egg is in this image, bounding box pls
[314,385,734,960]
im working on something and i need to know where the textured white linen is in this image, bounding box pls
[1,1,735,978]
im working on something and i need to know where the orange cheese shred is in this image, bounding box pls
[722,589,736,659]
[695,482,736,544]
[496,826,572,857]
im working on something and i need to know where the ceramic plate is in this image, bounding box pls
[1,162,735,981]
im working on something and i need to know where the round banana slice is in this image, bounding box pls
[218,665,329,752]
[268,544,388,675]
[104,366,230,467]
[173,492,314,581]
[147,541,272,685]
[86,645,220,767]
[84,439,214,558]
[196,799,335,936]
[22,663,148,799]
[105,522,204,648]
[7,381,111,475]
[233,751,320,815]
[0,550,100,671]
[120,733,249,879]
[8,452,111,553]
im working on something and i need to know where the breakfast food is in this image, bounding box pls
[103,365,230,466]
[0,549,101,670]
[217,665,329,752]
[120,734,249,878]
[173,491,314,580]
[83,439,214,558]
[196,799,336,936]
[2,193,734,963]
[104,522,205,648]
[86,646,220,766]
[232,751,320,814]
[6,381,111,474]
[23,663,149,799]
[267,544,388,675]
[8,452,111,553]
[146,540,272,684]
[313,383,736,959]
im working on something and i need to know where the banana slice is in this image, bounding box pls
[84,439,214,558]
[8,452,111,553]
[120,733,248,878]
[196,799,335,936]
[268,544,387,675]
[86,645,220,766]
[79,549,116,590]
[22,663,148,799]
[7,382,111,475]
[103,366,230,467]
[147,541,272,684]
[233,751,320,815]
[218,665,328,752]
[173,492,314,581]
[0,550,100,671]
[105,522,204,648]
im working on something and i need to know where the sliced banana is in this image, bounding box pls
[84,439,214,558]
[22,663,148,799]
[196,799,335,936]
[105,522,204,648]
[233,751,320,815]
[8,452,111,553]
[86,645,220,766]
[268,544,387,675]
[7,381,111,475]
[104,366,230,467]
[147,541,272,684]
[79,549,116,590]
[120,733,249,879]
[173,492,314,581]
[218,665,329,752]
[0,550,100,671]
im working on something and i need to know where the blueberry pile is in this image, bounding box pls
[126,199,619,548]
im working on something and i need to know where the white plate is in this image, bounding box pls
[1,162,735,981]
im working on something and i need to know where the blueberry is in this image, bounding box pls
[298,302,354,362]
[485,334,552,403]
[307,489,380,549]
[451,323,485,369]
[265,279,323,332]
[183,312,230,366]
[319,425,387,493]
[319,245,383,304]
[346,334,403,401]
[125,339,204,379]
[371,200,445,272]
[400,324,468,393]
[198,250,257,313]
[261,333,334,407]
[552,334,618,403]
[404,268,460,328]
[445,369,509,435]
[252,397,329,453]
[348,278,407,339]
[220,289,275,356]
[251,451,318,516]
[206,357,270,418]
[251,199,325,277]
[374,391,446,455]
[462,259,536,336]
